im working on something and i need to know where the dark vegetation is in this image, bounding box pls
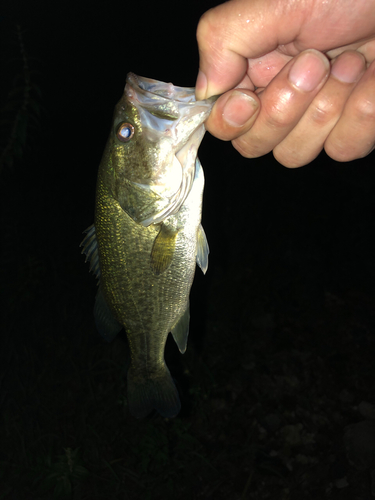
[1,2,375,499]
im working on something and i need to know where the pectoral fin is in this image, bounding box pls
[94,287,122,342]
[196,224,209,274]
[150,223,178,275]
[171,304,190,354]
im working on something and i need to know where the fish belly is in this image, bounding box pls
[95,163,203,417]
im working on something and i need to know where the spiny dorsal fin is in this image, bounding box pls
[80,224,101,280]
[196,224,209,274]
[150,223,178,275]
[171,304,190,354]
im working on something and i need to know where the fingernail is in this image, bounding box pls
[196,70,207,100]
[289,50,329,92]
[331,52,365,83]
[222,90,259,127]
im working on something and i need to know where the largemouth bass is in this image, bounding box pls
[81,73,215,418]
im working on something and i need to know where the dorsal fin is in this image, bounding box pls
[80,224,101,280]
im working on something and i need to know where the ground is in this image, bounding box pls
[2,143,375,499]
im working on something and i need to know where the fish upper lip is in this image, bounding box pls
[126,73,195,103]
[124,73,216,141]
[126,72,215,106]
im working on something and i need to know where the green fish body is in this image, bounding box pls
[81,74,215,418]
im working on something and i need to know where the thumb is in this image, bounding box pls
[195,0,303,99]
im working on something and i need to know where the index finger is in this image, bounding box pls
[195,0,303,99]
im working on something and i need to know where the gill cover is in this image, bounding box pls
[115,73,216,227]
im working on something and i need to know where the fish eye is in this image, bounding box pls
[116,122,134,142]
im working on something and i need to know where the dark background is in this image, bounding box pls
[1,1,375,499]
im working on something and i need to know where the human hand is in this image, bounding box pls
[196,0,375,167]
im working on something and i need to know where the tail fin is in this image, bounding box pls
[127,365,181,418]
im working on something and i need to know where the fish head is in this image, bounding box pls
[103,73,216,225]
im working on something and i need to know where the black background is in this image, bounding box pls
[1,1,375,499]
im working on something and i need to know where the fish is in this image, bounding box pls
[81,73,216,418]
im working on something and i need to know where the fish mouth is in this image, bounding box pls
[127,72,219,105]
[125,73,216,143]
[127,73,197,103]
[123,74,217,226]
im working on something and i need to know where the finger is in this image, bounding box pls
[196,0,375,100]
[231,49,330,158]
[204,89,260,141]
[326,37,375,62]
[247,51,293,88]
[325,59,375,161]
[195,0,304,99]
[273,51,366,167]
[357,38,375,65]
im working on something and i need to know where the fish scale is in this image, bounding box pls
[81,73,216,418]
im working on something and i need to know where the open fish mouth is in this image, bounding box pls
[121,74,217,226]
[125,73,216,142]
[127,73,199,103]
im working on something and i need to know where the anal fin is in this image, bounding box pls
[171,304,190,354]
[196,224,209,274]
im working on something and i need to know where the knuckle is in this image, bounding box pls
[196,11,210,45]
[232,135,267,158]
[325,141,355,162]
[274,148,307,168]
[325,90,375,161]
[325,136,374,162]
[352,94,375,122]
[310,94,337,126]
[196,9,221,51]
[262,96,294,130]
[324,133,362,162]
